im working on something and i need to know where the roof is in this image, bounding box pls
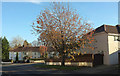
[10,47,40,52]
[10,46,53,52]
[94,24,120,34]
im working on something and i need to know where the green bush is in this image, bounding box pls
[2,59,11,62]
[34,64,88,70]
[30,58,44,61]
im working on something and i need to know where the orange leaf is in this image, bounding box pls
[37,21,40,24]
[36,26,40,28]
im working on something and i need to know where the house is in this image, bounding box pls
[93,24,120,65]
[45,24,120,66]
[9,24,120,65]
[9,46,41,61]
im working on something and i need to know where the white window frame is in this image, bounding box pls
[114,36,118,41]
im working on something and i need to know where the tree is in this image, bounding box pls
[39,46,47,58]
[23,40,29,47]
[0,37,2,59]
[22,40,32,47]
[16,52,19,61]
[10,36,24,48]
[32,2,95,66]
[2,37,9,60]
[31,40,41,47]
[28,43,32,47]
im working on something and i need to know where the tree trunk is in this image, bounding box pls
[61,36,65,66]
[61,52,65,66]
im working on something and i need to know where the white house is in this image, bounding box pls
[9,24,120,65]
[46,24,120,65]
[9,47,41,61]
[93,24,120,65]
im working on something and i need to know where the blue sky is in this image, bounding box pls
[2,2,118,43]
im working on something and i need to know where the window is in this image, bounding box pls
[118,36,120,41]
[24,52,26,55]
[32,56,34,58]
[114,36,118,41]
[26,52,27,55]
[114,36,120,41]
[23,52,26,55]
[119,48,120,50]
[34,52,36,55]
[14,52,16,54]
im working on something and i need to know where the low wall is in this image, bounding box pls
[30,60,45,63]
[45,54,103,67]
[1,62,12,64]
[34,60,45,63]
[46,62,93,67]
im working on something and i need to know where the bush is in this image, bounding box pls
[34,64,88,70]
[2,59,11,62]
[30,58,44,61]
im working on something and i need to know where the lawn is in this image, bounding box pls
[34,64,90,70]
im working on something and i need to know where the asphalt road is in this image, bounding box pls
[1,63,67,74]
[1,63,120,75]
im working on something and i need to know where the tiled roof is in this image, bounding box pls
[94,24,120,34]
[10,46,54,52]
[10,47,40,52]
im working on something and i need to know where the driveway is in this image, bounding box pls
[1,63,120,74]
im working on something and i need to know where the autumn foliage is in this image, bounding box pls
[39,46,47,53]
[32,2,95,66]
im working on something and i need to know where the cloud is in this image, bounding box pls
[87,20,93,24]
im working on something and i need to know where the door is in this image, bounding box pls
[93,54,103,66]
[118,53,120,64]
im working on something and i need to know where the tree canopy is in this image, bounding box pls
[2,37,9,60]
[32,2,95,66]
[31,40,42,47]
[10,36,24,48]
[23,40,29,47]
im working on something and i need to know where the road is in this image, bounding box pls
[1,63,69,74]
[1,63,120,75]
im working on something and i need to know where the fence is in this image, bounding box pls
[45,54,103,67]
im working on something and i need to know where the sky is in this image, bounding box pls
[2,2,118,43]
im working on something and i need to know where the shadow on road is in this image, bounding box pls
[1,63,120,75]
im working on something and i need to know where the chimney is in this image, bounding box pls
[116,25,120,33]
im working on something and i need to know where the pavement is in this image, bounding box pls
[1,63,120,75]
[73,65,119,74]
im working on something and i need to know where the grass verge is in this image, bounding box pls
[34,64,90,70]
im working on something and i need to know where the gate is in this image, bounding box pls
[119,53,120,64]
[93,54,103,66]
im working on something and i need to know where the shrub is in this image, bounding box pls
[2,59,11,62]
[30,58,44,61]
